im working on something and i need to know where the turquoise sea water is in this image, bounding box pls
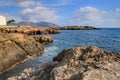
[1,28,120,79]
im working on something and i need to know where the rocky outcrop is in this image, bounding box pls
[33,36,53,44]
[52,46,120,80]
[0,26,60,35]
[0,33,44,75]
[9,46,120,80]
[58,26,99,30]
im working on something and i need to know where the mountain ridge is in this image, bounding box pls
[9,21,59,27]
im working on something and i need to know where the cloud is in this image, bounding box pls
[11,0,34,7]
[42,0,68,7]
[11,0,25,3]
[73,6,120,28]
[21,3,59,22]
[0,0,34,7]
[5,0,60,23]
[73,6,106,25]
[116,8,120,16]
[18,1,35,7]
[11,0,32,3]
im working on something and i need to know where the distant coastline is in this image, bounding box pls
[57,26,100,30]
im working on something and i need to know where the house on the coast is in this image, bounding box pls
[0,15,6,26]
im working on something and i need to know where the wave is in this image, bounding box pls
[37,46,59,63]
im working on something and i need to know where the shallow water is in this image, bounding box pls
[1,28,120,79]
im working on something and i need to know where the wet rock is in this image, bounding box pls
[7,46,120,80]
[0,33,44,75]
[7,62,58,80]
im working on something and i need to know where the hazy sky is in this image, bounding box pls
[0,0,120,28]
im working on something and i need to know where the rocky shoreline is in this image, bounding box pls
[0,26,120,80]
[58,26,100,30]
[0,33,44,75]
[8,46,120,80]
[0,26,56,76]
[0,26,60,35]
[0,32,53,76]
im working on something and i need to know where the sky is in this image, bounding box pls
[0,0,120,28]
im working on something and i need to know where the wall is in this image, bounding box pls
[0,16,6,26]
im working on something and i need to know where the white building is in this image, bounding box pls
[0,15,6,26]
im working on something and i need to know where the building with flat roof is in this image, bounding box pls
[0,15,6,26]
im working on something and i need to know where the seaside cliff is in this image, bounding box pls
[8,46,120,80]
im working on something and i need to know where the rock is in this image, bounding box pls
[0,40,27,75]
[3,33,44,56]
[1,26,60,35]
[33,36,53,44]
[58,26,100,30]
[82,69,119,80]
[7,76,16,80]
[7,46,120,80]
[7,62,58,80]
[0,33,44,75]
[52,46,120,80]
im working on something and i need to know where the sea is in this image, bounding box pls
[1,28,120,79]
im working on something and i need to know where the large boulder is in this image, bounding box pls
[3,33,44,56]
[0,33,44,75]
[52,46,120,80]
[11,46,120,80]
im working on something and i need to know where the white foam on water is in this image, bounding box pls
[45,46,58,53]
[37,46,59,63]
